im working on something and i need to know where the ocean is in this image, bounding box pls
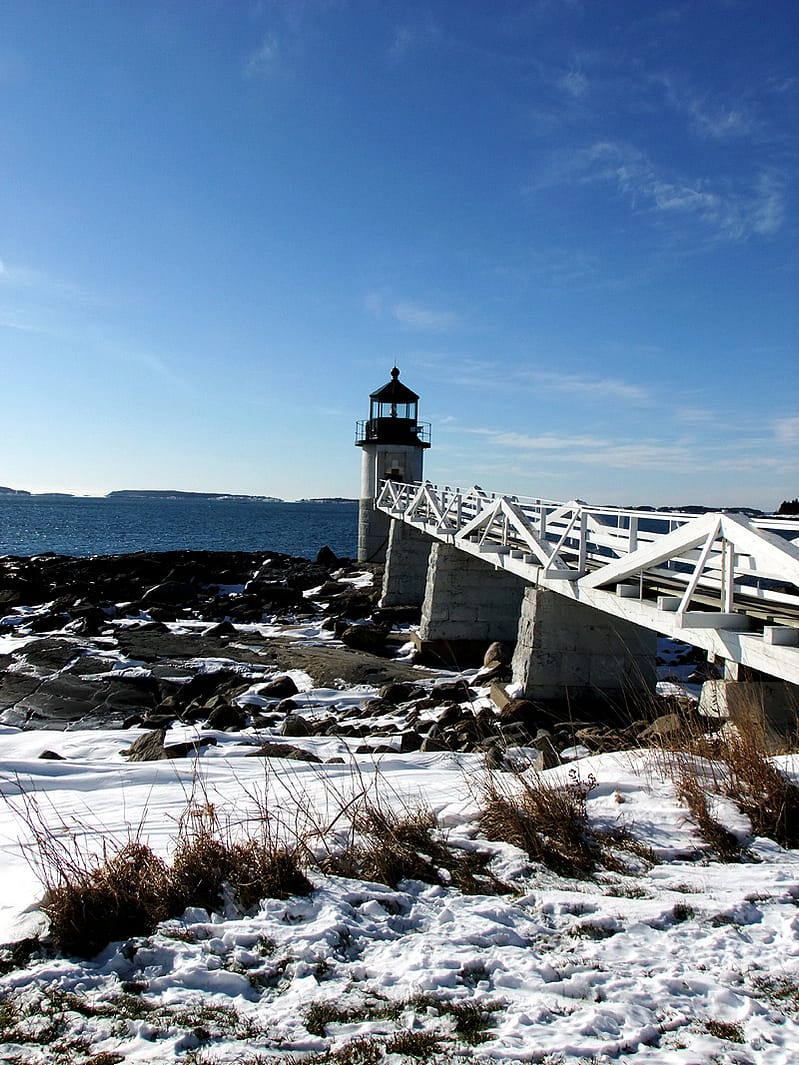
[0,496,358,559]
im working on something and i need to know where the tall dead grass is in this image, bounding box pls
[654,698,799,853]
[478,767,600,877]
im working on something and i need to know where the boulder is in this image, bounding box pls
[249,741,322,763]
[205,703,247,730]
[259,674,300,699]
[499,698,541,731]
[484,641,512,667]
[142,581,198,606]
[281,714,313,737]
[340,623,389,654]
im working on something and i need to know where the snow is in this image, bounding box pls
[1,721,798,1063]
[1,615,798,1062]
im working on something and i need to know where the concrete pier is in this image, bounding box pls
[381,521,432,607]
[510,588,657,705]
[699,679,799,751]
[414,543,527,665]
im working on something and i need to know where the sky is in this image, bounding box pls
[0,1,797,509]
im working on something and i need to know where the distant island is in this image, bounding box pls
[106,490,283,502]
[294,497,357,504]
[0,486,358,504]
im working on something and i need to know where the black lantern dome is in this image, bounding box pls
[355,367,431,448]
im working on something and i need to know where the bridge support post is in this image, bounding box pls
[511,588,657,706]
[413,543,527,666]
[699,679,799,752]
[381,520,432,608]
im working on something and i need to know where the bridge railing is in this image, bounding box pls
[376,479,799,626]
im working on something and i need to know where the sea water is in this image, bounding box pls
[0,496,358,559]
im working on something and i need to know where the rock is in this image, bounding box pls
[315,580,348,598]
[379,682,423,704]
[340,623,389,654]
[38,749,65,760]
[281,714,312,737]
[472,661,510,685]
[13,672,161,728]
[399,730,423,752]
[316,545,339,567]
[499,698,541,731]
[139,714,178,730]
[165,736,217,759]
[121,729,168,761]
[203,621,238,638]
[248,742,322,763]
[142,581,198,606]
[121,728,217,760]
[639,713,686,743]
[259,675,299,699]
[24,612,71,634]
[428,680,474,704]
[484,641,511,667]
[205,703,247,730]
[420,735,449,752]
[243,580,305,610]
[335,594,377,621]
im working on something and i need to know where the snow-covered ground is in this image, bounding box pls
[0,590,798,1063]
[1,720,798,1063]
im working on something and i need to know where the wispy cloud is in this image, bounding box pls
[392,301,458,331]
[775,416,799,445]
[245,31,281,78]
[365,292,460,332]
[461,423,786,477]
[530,370,650,401]
[654,74,758,142]
[559,68,588,99]
[388,14,439,61]
[539,140,787,241]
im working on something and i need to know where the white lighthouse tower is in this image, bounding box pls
[355,366,431,562]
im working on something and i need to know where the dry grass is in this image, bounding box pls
[43,841,171,958]
[167,801,311,915]
[22,789,312,959]
[655,705,799,852]
[479,767,601,878]
[320,798,507,895]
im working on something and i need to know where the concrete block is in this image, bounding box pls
[699,679,799,752]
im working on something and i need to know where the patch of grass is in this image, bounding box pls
[569,921,618,940]
[384,1029,443,1058]
[322,800,507,894]
[479,768,602,878]
[675,768,742,860]
[442,1000,503,1044]
[657,701,799,850]
[704,1018,745,1042]
[168,802,312,915]
[671,902,696,923]
[170,1000,264,1041]
[25,792,312,959]
[43,842,171,958]
[751,973,799,1015]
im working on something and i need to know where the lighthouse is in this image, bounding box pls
[355,366,431,562]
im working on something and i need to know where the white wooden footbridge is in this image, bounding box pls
[376,480,799,687]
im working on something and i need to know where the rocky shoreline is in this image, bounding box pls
[1,548,705,767]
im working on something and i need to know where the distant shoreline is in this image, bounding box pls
[0,487,357,504]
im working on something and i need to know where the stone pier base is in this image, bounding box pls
[414,543,527,667]
[699,679,799,752]
[510,588,657,706]
[381,521,432,608]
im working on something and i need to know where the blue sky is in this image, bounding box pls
[1,1,796,508]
